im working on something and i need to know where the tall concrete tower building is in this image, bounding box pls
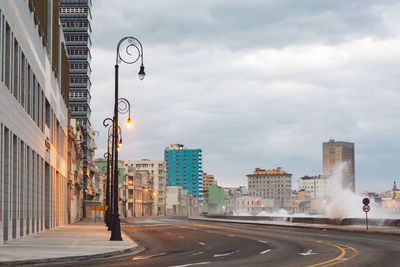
[59,0,95,209]
[323,139,355,192]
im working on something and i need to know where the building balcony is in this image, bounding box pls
[68,54,90,61]
[70,96,90,104]
[70,68,91,75]
[63,27,90,33]
[60,13,91,19]
[66,41,92,49]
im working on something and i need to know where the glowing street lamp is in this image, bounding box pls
[110,36,144,241]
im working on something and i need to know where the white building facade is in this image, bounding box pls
[0,1,70,244]
[247,167,292,210]
[298,175,329,199]
[124,159,166,216]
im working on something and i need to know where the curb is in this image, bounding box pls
[189,217,400,237]
[0,234,145,266]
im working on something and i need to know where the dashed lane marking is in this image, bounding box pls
[169,262,211,267]
[260,249,271,255]
[213,250,239,257]
[132,253,167,260]
[190,251,205,256]
[198,242,206,246]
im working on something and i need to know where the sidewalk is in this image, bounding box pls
[190,216,400,236]
[0,220,142,266]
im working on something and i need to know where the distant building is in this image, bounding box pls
[236,196,262,215]
[202,172,217,194]
[202,172,216,206]
[323,139,355,192]
[60,0,96,212]
[205,185,225,214]
[298,175,329,199]
[166,186,184,216]
[123,165,154,217]
[123,159,167,216]
[222,186,247,215]
[165,144,203,202]
[247,167,292,210]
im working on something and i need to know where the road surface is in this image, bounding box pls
[58,217,400,266]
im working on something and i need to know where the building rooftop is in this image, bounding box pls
[249,167,291,175]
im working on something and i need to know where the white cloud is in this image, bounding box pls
[90,0,400,193]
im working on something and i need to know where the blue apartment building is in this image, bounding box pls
[165,144,203,200]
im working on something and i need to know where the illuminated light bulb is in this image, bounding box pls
[126,118,132,128]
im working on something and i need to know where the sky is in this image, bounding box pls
[90,0,400,193]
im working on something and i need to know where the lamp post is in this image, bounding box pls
[103,118,114,229]
[101,163,107,224]
[121,182,128,218]
[110,36,145,241]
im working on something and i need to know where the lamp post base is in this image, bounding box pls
[110,217,123,241]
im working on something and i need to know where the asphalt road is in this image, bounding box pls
[61,218,400,267]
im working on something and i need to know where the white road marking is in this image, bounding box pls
[225,234,234,237]
[190,251,205,256]
[179,236,185,239]
[198,242,206,246]
[213,250,239,257]
[299,249,317,256]
[259,249,271,255]
[258,240,268,243]
[132,252,167,260]
[169,262,211,267]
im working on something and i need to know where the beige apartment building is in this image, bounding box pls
[202,173,217,192]
[247,167,292,210]
[124,159,166,216]
[323,139,355,192]
[298,175,329,199]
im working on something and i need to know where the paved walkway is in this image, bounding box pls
[190,216,400,235]
[0,221,139,265]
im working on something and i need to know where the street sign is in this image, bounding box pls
[362,198,370,205]
[363,205,370,212]
[91,205,107,211]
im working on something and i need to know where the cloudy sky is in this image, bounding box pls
[90,0,400,193]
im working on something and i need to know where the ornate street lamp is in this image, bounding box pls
[103,118,114,229]
[110,36,144,241]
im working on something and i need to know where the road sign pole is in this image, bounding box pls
[366,211,368,230]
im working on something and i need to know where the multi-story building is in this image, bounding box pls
[298,175,329,199]
[202,172,216,193]
[247,167,292,210]
[123,165,154,217]
[222,186,248,215]
[123,159,166,216]
[166,186,184,216]
[202,172,216,208]
[165,144,203,203]
[236,196,262,215]
[59,0,95,214]
[322,139,355,192]
[0,1,70,244]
